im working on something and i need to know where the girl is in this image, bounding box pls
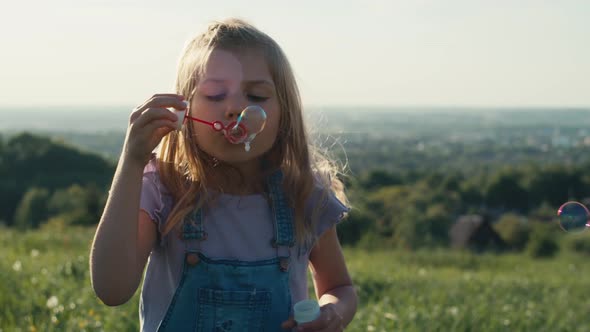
[90,18,357,331]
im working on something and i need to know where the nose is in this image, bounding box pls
[224,95,246,120]
[224,107,239,120]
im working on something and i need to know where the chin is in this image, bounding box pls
[212,144,268,164]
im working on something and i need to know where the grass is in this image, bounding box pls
[1,225,589,331]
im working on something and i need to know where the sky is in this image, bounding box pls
[0,0,589,108]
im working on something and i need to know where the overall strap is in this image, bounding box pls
[267,170,295,248]
[180,204,207,252]
[178,170,296,263]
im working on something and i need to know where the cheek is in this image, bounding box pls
[266,107,281,137]
[190,98,226,120]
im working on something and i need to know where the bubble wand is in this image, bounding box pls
[171,91,267,152]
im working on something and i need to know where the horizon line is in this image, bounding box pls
[1,104,589,111]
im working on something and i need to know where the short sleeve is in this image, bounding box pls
[140,158,173,238]
[305,185,351,238]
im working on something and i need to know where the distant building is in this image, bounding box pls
[449,215,507,252]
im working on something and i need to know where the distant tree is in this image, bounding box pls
[48,184,87,214]
[48,183,106,226]
[0,132,114,224]
[563,232,590,256]
[493,213,530,250]
[361,169,402,190]
[13,187,50,229]
[485,171,529,211]
[393,203,453,249]
[337,208,373,246]
[526,226,559,258]
[525,167,580,207]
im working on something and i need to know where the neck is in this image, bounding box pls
[207,159,266,195]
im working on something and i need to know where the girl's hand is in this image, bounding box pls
[123,94,186,167]
[281,303,344,331]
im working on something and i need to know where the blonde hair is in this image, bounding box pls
[157,18,348,245]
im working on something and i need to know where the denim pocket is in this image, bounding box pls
[196,288,271,332]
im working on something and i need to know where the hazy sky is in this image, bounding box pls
[1,0,588,108]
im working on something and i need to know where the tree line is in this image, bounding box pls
[2,132,589,257]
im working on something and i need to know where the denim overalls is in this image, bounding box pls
[157,171,295,332]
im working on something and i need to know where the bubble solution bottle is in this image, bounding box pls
[294,299,320,324]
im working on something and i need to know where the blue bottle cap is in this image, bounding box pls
[294,299,320,324]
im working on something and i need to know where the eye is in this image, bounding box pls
[206,93,226,102]
[247,94,269,103]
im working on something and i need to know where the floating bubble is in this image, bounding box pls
[225,105,267,151]
[557,201,590,233]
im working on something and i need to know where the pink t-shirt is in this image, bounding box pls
[138,159,349,332]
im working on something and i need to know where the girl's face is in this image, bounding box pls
[188,48,280,165]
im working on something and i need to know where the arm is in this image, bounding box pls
[89,94,184,306]
[308,226,358,328]
[89,157,158,306]
[280,225,358,331]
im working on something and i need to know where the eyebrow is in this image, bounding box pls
[201,78,275,89]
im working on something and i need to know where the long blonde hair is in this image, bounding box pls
[157,18,348,245]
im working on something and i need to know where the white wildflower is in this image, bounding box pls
[12,260,22,272]
[384,312,397,320]
[447,306,459,316]
[46,296,59,309]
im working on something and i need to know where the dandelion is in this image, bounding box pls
[54,304,65,314]
[447,306,459,316]
[51,316,58,324]
[503,319,510,326]
[12,260,22,272]
[30,249,39,257]
[367,325,375,331]
[69,302,76,310]
[46,296,59,309]
[418,268,427,276]
[384,312,397,320]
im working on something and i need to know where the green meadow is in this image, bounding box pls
[2,225,589,332]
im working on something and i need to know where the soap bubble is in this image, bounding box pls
[225,105,267,151]
[557,201,590,233]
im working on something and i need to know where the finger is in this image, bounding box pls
[315,319,342,332]
[297,317,329,331]
[133,93,184,110]
[144,119,178,134]
[281,317,297,330]
[152,93,185,99]
[136,97,188,113]
[152,125,176,143]
[135,108,178,128]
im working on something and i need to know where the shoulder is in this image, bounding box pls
[304,178,350,238]
[140,156,174,228]
[142,155,171,196]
